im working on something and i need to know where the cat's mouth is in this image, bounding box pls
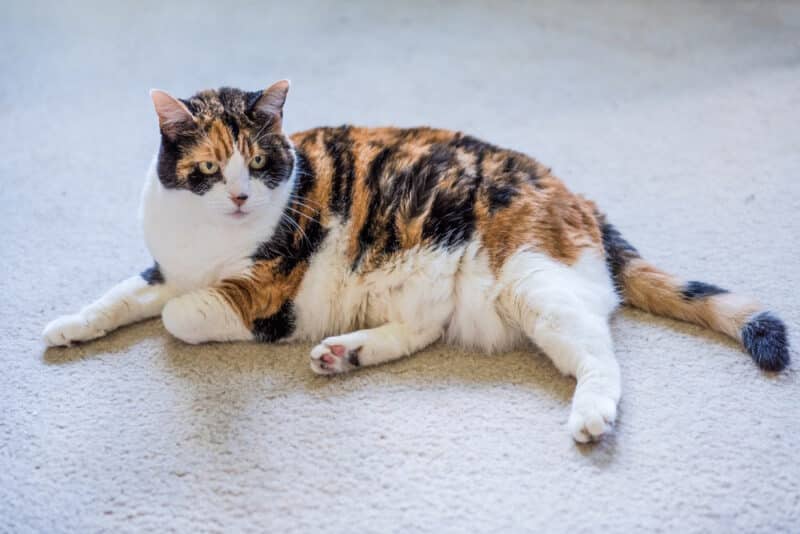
[228,209,249,219]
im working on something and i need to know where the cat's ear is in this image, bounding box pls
[150,89,194,140]
[247,80,290,122]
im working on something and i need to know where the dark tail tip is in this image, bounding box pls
[741,312,790,372]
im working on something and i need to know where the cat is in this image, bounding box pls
[42,80,790,443]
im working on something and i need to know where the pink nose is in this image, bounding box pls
[231,194,248,207]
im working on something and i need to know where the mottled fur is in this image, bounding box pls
[43,82,791,443]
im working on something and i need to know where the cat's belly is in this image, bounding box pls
[445,241,526,353]
[290,224,522,352]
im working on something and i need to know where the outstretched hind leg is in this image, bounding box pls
[307,249,458,375]
[310,321,443,375]
[505,252,621,442]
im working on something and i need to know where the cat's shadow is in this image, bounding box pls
[41,318,574,405]
[40,307,774,459]
[41,318,163,365]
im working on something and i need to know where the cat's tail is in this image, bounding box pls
[598,215,790,371]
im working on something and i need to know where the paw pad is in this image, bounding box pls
[310,342,361,375]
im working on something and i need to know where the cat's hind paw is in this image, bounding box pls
[568,392,617,443]
[42,314,106,347]
[310,340,361,375]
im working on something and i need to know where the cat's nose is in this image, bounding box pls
[231,194,248,207]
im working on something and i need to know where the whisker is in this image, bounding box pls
[251,120,273,145]
[289,194,323,210]
[284,205,316,223]
[280,213,311,248]
[289,201,321,215]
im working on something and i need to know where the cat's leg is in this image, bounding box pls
[527,302,620,443]
[160,288,254,344]
[505,252,621,443]
[307,253,456,375]
[162,262,299,344]
[309,322,443,375]
[43,271,176,347]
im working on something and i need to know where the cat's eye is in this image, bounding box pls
[249,155,266,170]
[198,161,219,175]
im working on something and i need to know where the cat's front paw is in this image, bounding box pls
[42,314,106,347]
[162,294,210,344]
[310,338,362,375]
[568,392,617,443]
[162,291,253,344]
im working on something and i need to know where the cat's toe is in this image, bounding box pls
[309,342,359,375]
[568,393,617,443]
[42,314,105,347]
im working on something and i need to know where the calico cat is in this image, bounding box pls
[42,80,790,443]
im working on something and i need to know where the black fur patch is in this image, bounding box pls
[244,90,262,112]
[382,223,401,256]
[140,263,164,285]
[681,281,729,300]
[252,301,296,342]
[452,133,498,154]
[324,126,356,219]
[155,139,183,189]
[422,185,478,249]
[741,311,790,372]
[486,183,518,213]
[347,347,362,367]
[278,217,327,275]
[397,145,452,220]
[502,156,516,174]
[293,150,317,200]
[352,147,396,269]
[503,153,543,189]
[222,113,240,140]
[419,143,479,249]
[186,168,221,195]
[599,216,640,295]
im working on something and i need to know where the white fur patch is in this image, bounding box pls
[222,147,250,198]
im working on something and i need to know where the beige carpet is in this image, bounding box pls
[2,1,799,532]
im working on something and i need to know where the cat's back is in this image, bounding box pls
[290,125,601,272]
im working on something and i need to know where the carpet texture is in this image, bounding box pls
[2,1,799,532]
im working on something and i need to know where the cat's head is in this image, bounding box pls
[150,80,294,221]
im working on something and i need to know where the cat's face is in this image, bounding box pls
[150,81,294,222]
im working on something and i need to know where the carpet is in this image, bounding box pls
[2,1,798,532]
